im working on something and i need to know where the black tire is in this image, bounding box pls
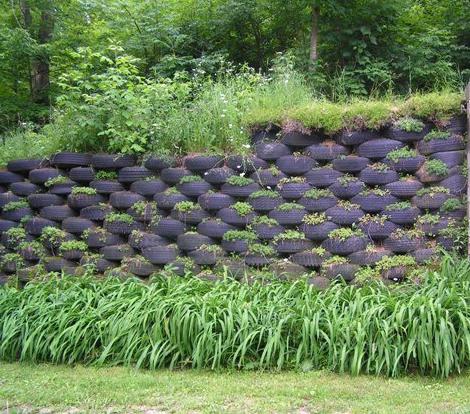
[250,169,287,187]
[440,174,466,195]
[189,249,220,266]
[198,192,235,211]
[359,167,398,185]
[384,123,431,142]
[48,180,78,196]
[280,131,322,147]
[384,236,422,253]
[0,192,21,208]
[385,179,423,198]
[62,217,96,234]
[128,231,168,250]
[221,239,250,254]
[386,207,420,225]
[69,167,95,183]
[25,217,58,235]
[51,152,91,168]
[351,193,398,213]
[274,239,313,254]
[332,156,369,173]
[153,191,189,210]
[298,195,337,212]
[83,229,124,248]
[197,219,236,239]
[431,151,464,169]
[268,208,307,227]
[323,263,359,282]
[357,139,404,159]
[0,171,25,185]
[153,217,186,239]
[291,250,331,267]
[221,182,261,198]
[109,191,146,210]
[43,256,76,273]
[322,236,368,256]
[28,193,65,209]
[348,249,391,266]
[385,156,425,173]
[118,166,152,184]
[325,206,364,225]
[417,135,465,155]
[1,206,32,222]
[275,155,316,176]
[245,254,272,267]
[90,180,125,194]
[203,167,235,185]
[329,179,364,199]
[29,168,61,184]
[91,153,136,169]
[177,181,214,198]
[144,155,177,172]
[100,244,135,261]
[104,219,141,236]
[184,155,223,172]
[0,219,17,232]
[40,205,76,222]
[130,179,167,197]
[171,208,210,225]
[358,220,398,241]
[9,182,40,197]
[67,193,105,210]
[300,221,338,241]
[80,204,114,221]
[251,223,285,240]
[412,193,449,209]
[226,155,268,174]
[305,141,349,161]
[160,167,192,185]
[338,129,381,146]
[142,245,179,264]
[248,195,282,212]
[255,142,291,161]
[177,233,214,251]
[217,207,256,227]
[305,168,342,187]
[277,182,311,200]
[7,158,45,173]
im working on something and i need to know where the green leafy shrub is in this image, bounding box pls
[222,230,257,242]
[440,198,465,212]
[416,186,450,197]
[94,171,118,180]
[179,175,204,184]
[249,190,279,199]
[328,227,364,241]
[393,117,424,132]
[303,188,333,199]
[59,240,88,253]
[174,201,200,212]
[104,213,134,224]
[247,243,276,256]
[273,230,306,242]
[423,130,451,142]
[385,201,412,211]
[231,202,253,216]
[71,187,97,196]
[423,159,448,176]
[44,176,69,187]
[226,175,255,186]
[3,200,28,212]
[276,203,304,212]
[386,147,418,162]
[302,213,327,225]
[251,216,279,226]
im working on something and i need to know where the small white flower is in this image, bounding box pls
[243,144,250,149]
[240,172,245,177]
[283,258,288,262]
[204,172,208,176]
[237,165,241,169]
[267,186,271,190]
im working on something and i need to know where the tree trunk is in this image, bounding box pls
[309,3,319,71]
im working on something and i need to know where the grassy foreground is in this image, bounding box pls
[1,363,469,414]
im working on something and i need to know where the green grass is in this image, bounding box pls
[1,255,469,378]
[1,363,470,413]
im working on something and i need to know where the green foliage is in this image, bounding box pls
[59,241,88,253]
[276,203,304,212]
[390,228,425,240]
[360,188,390,197]
[247,243,276,256]
[385,201,412,211]
[3,200,28,212]
[441,198,465,212]
[94,171,118,180]
[174,201,199,213]
[40,227,67,244]
[104,213,134,224]
[44,176,69,188]
[251,216,279,226]
[359,214,387,225]
[278,177,306,186]
[375,255,416,271]
[337,200,360,211]
[196,244,224,254]
[386,147,418,162]
[423,130,452,141]
[328,228,364,241]
[322,256,348,267]
[71,187,97,196]
[423,159,448,176]
[179,175,204,184]
[302,213,327,226]
[393,117,425,132]
[249,190,279,199]
[417,213,440,225]
[0,253,24,268]
[337,174,359,186]
[4,227,27,245]
[416,186,450,197]
[231,202,253,216]
[303,188,333,199]
[273,230,306,242]
[226,175,254,187]
[222,230,257,242]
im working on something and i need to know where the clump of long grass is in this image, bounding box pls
[0,254,469,377]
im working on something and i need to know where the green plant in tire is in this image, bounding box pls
[3,200,29,212]
[197,244,224,254]
[105,212,135,224]
[417,213,441,225]
[303,188,333,199]
[249,189,279,199]
[389,228,424,240]
[375,255,416,272]
[250,216,279,226]
[423,159,448,176]
[232,202,253,216]
[302,212,328,225]
[44,175,69,187]
[18,240,46,259]
[59,240,88,253]
[416,186,449,197]
[0,253,24,268]
[322,255,348,267]
[359,214,387,225]
[226,175,254,186]
[385,201,412,211]
[394,117,424,132]
[369,162,391,172]
[354,266,380,284]
[386,147,418,162]
[40,226,68,245]
[337,200,360,210]
[276,202,304,212]
[440,198,465,212]
[179,175,204,184]
[71,187,97,196]
[174,201,200,212]
[223,230,257,242]
[327,227,364,241]
[247,243,276,257]
[94,170,118,180]
[423,130,451,141]
[278,176,306,186]
[4,227,27,245]
[337,174,358,186]
[359,187,389,197]
[273,230,306,242]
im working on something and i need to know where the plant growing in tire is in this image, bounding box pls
[1,200,32,222]
[142,243,180,265]
[358,214,398,241]
[104,212,139,235]
[273,230,312,254]
[154,187,189,210]
[127,200,161,224]
[121,255,156,277]
[177,231,214,252]
[0,253,25,274]
[412,186,450,210]
[68,187,104,210]
[171,201,210,224]
[385,147,424,173]
[300,212,338,241]
[325,200,364,225]
[440,198,466,220]
[386,117,428,142]
[189,244,225,266]
[275,152,316,176]
[375,255,417,282]
[291,246,331,268]
[269,202,307,226]
[298,188,337,212]
[176,175,213,197]
[248,189,282,212]
[321,256,358,282]
[40,226,75,253]
[385,174,423,198]
[249,215,284,240]
[1,227,31,249]
[82,227,123,249]
[221,175,260,198]
[416,159,449,183]
[245,243,277,267]
[416,213,451,236]
[436,222,466,252]
[221,230,257,254]
[276,176,310,199]
[164,256,200,277]
[359,162,398,185]
[385,201,420,225]
[418,130,465,155]
[304,165,343,188]
[329,174,364,199]
[250,165,287,187]
[44,175,77,195]
[59,240,88,261]
[217,202,257,227]
[18,240,47,262]
[352,188,398,213]
[197,217,235,239]
[384,228,425,253]
[348,244,391,266]
[322,227,367,255]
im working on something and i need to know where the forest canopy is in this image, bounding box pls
[0,0,468,160]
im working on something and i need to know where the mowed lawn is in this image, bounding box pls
[0,363,469,414]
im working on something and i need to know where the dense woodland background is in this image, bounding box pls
[0,0,469,159]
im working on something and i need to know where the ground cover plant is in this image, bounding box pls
[0,254,469,378]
